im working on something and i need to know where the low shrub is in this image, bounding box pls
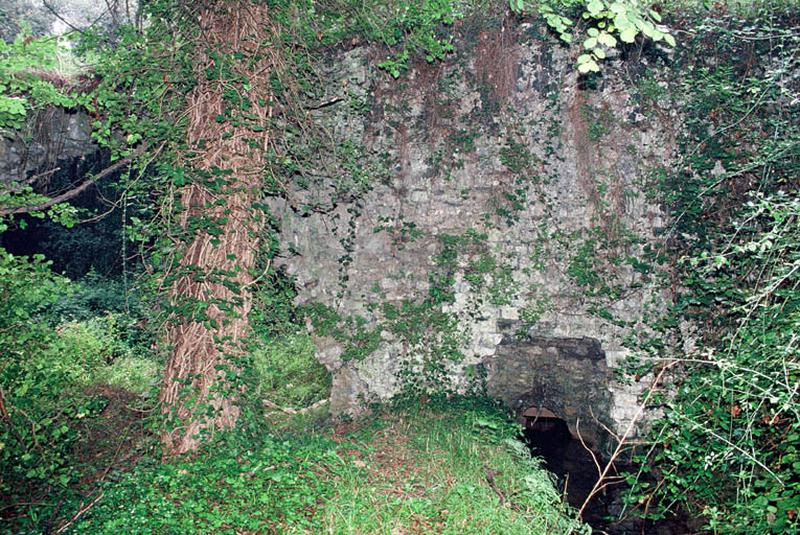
[95,355,160,396]
[0,248,158,527]
[250,333,330,408]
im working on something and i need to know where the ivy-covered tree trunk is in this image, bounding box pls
[160,1,273,455]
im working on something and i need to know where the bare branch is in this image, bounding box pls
[0,145,146,217]
[54,492,104,534]
[576,418,603,477]
[41,0,84,33]
[0,167,61,196]
[262,398,328,415]
[578,363,674,519]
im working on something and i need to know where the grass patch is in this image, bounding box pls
[67,400,586,534]
[319,401,586,534]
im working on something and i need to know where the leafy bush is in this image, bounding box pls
[95,356,159,396]
[0,248,158,525]
[251,333,330,408]
[48,272,136,320]
[0,249,95,502]
[272,0,494,78]
[0,30,78,131]
[635,192,800,533]
[626,11,800,533]
[69,434,337,534]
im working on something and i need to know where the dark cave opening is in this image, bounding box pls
[521,410,615,528]
[520,409,692,534]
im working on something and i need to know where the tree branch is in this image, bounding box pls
[0,146,146,217]
[0,167,61,197]
[41,0,84,33]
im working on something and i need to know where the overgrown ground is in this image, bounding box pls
[0,251,584,534]
[53,401,585,534]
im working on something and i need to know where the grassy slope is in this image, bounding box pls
[67,401,586,534]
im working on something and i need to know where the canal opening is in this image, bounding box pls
[520,408,636,533]
[521,407,692,534]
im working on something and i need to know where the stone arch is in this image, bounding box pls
[485,334,615,449]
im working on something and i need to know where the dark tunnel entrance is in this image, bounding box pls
[520,408,692,534]
[520,407,625,533]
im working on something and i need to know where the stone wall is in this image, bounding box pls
[272,20,677,448]
[0,107,96,185]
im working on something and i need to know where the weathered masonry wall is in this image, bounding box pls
[0,108,96,185]
[271,21,677,448]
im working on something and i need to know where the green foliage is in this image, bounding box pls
[579,103,613,140]
[633,193,800,533]
[567,237,603,289]
[5,3,799,534]
[499,136,534,175]
[624,12,800,532]
[488,263,515,305]
[273,0,467,78]
[373,1,456,77]
[0,31,92,221]
[316,399,589,534]
[510,0,675,72]
[496,135,539,226]
[0,31,78,131]
[0,247,157,527]
[51,317,131,370]
[374,215,425,249]
[0,251,90,495]
[70,399,586,534]
[70,434,338,534]
[74,17,192,157]
[299,303,382,362]
[519,293,552,331]
[250,333,331,407]
[94,355,159,396]
[250,268,301,337]
[0,94,26,130]
[0,5,186,224]
[49,272,139,320]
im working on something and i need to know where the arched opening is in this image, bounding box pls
[521,407,573,472]
[520,407,618,531]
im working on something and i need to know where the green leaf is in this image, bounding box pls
[638,20,656,38]
[609,2,627,14]
[664,33,676,47]
[597,32,617,47]
[587,28,599,37]
[620,27,637,43]
[614,14,631,31]
[584,37,598,49]
[578,59,600,73]
[587,0,604,16]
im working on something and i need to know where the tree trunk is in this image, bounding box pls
[159,1,273,455]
